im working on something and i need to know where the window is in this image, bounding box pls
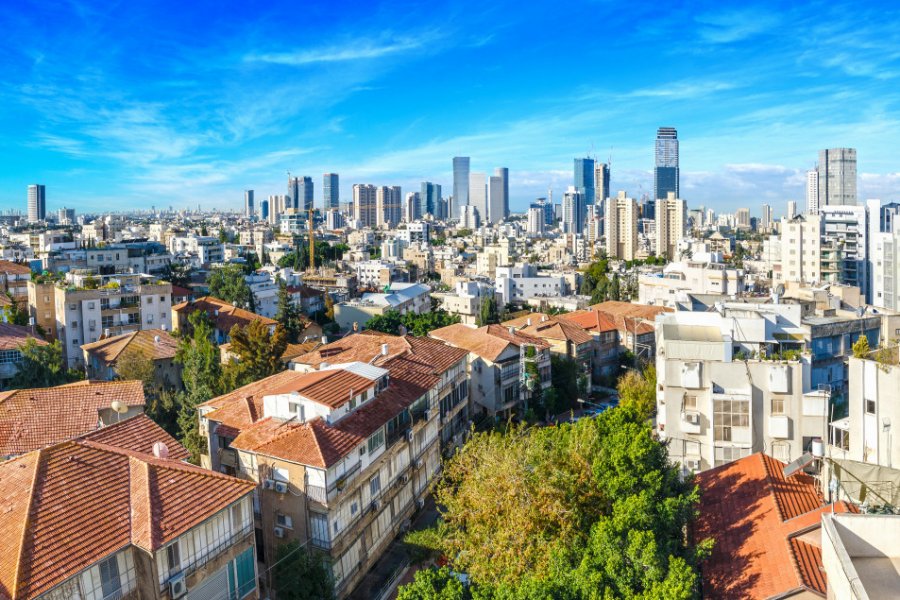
[309,512,330,548]
[166,542,181,576]
[88,302,95,309]
[288,402,304,420]
[276,514,293,529]
[350,501,358,516]
[866,399,876,415]
[72,320,78,329]
[160,296,166,302]
[72,338,79,345]
[714,398,749,442]
[99,556,122,600]
[684,395,697,410]
[369,474,381,496]
[367,428,385,454]
[147,297,153,304]
[771,396,786,415]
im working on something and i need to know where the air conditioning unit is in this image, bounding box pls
[685,412,700,425]
[685,459,701,472]
[274,481,288,494]
[371,499,381,512]
[263,479,275,490]
[168,574,187,599]
[416,498,425,509]
[274,526,285,538]
[414,458,424,469]
[405,429,414,442]
[399,473,409,484]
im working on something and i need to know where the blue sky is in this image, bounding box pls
[2,0,900,216]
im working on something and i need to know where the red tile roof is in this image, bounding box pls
[0,323,47,352]
[81,328,178,364]
[558,309,619,334]
[0,381,146,457]
[79,413,190,461]
[430,323,549,363]
[173,296,276,332]
[0,439,255,599]
[0,261,32,276]
[695,452,857,599]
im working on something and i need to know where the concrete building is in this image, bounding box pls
[27,184,46,223]
[605,191,638,261]
[353,184,378,228]
[431,323,551,418]
[432,280,495,325]
[735,207,751,230]
[468,172,487,222]
[452,156,470,220]
[494,167,509,220]
[819,147,857,207]
[244,190,254,217]
[562,186,585,234]
[333,283,432,330]
[199,334,468,598]
[376,186,402,228]
[821,204,869,301]
[488,174,504,224]
[459,204,479,229]
[324,173,340,209]
[527,207,545,235]
[778,214,823,286]
[494,264,567,305]
[638,259,744,307]
[807,168,820,214]
[655,192,686,260]
[82,328,182,391]
[594,162,610,206]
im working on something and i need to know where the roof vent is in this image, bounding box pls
[154,335,160,343]
[381,343,389,356]
[152,442,169,459]
[526,318,532,326]
[541,315,547,322]
[320,361,329,369]
[508,326,515,335]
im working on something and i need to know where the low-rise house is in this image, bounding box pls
[197,332,468,598]
[0,322,48,386]
[502,312,593,365]
[430,323,551,418]
[0,418,258,600]
[81,328,182,390]
[0,380,145,459]
[0,260,31,306]
[569,301,672,361]
[287,284,326,316]
[172,296,277,344]
[558,309,621,385]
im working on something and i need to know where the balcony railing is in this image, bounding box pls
[158,523,253,594]
[306,484,327,504]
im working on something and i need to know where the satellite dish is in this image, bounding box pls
[152,442,169,459]
[110,400,129,414]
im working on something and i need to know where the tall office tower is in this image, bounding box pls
[353,184,378,228]
[323,173,339,209]
[562,187,585,234]
[376,186,402,228]
[452,157,470,220]
[494,167,509,219]
[260,199,269,221]
[244,190,254,217]
[806,169,819,214]
[298,176,314,210]
[760,204,773,232]
[27,184,45,223]
[641,195,656,220]
[787,201,797,220]
[530,199,554,226]
[527,207,545,235]
[469,172,487,221]
[605,191,639,261]
[735,208,751,230]
[488,175,505,224]
[404,192,420,222]
[58,208,75,225]
[288,176,299,209]
[654,127,679,200]
[655,192,686,260]
[818,148,857,207]
[594,162,610,204]
[574,158,595,213]
[421,182,441,218]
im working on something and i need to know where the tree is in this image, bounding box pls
[365,309,461,336]
[852,334,871,359]
[115,347,155,390]
[208,264,254,310]
[617,364,657,421]
[9,339,82,389]
[163,261,192,288]
[175,311,223,462]
[272,541,335,600]
[324,293,335,321]
[478,296,499,326]
[609,274,621,301]
[3,294,29,326]
[579,273,595,296]
[398,401,707,599]
[398,568,468,600]
[275,281,304,343]
[223,321,288,388]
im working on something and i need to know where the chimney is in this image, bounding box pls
[526,318,532,326]
[508,326,515,335]
[541,315,547,322]
[154,335,160,343]
[152,442,169,459]
[381,343,389,356]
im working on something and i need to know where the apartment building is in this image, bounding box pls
[54,274,173,368]
[558,309,621,386]
[778,214,823,285]
[605,191,639,261]
[655,192,687,260]
[430,323,551,418]
[0,417,258,600]
[494,264,567,305]
[0,323,47,386]
[198,333,468,598]
[81,329,182,391]
[432,280,495,325]
[172,296,277,344]
[334,283,432,331]
[28,279,57,339]
[0,259,31,305]
[638,259,744,307]
[501,312,593,366]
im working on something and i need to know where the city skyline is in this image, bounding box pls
[2,2,900,213]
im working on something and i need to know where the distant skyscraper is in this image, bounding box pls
[353,184,378,227]
[806,169,819,214]
[787,200,797,220]
[376,186,402,228]
[452,157,470,220]
[818,148,857,207]
[288,176,299,209]
[574,158,595,214]
[298,176,314,210]
[244,190,254,217]
[562,187,585,234]
[605,191,638,261]
[494,167,509,219]
[27,184,45,223]
[735,208,751,230]
[404,192,420,222]
[323,173,339,209]
[58,208,75,225]
[260,199,269,221]
[527,207,545,235]
[488,175,504,224]
[655,192,686,260]
[421,182,441,218]
[469,172,487,221]
[760,204,773,232]
[654,127,679,200]
[594,162,610,204]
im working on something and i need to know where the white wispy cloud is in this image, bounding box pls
[245,35,436,66]
[694,9,782,44]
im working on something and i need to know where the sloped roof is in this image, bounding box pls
[0,261,31,276]
[81,328,178,364]
[79,413,189,461]
[0,381,146,457]
[172,296,276,332]
[502,314,593,346]
[0,323,47,352]
[588,300,673,320]
[430,323,548,363]
[559,309,619,334]
[291,330,413,367]
[0,439,255,599]
[695,452,857,599]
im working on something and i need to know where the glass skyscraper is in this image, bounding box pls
[654,127,679,200]
[574,158,595,210]
[323,173,339,209]
[421,181,442,218]
[452,157,470,220]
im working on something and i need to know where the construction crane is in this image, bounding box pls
[308,206,315,272]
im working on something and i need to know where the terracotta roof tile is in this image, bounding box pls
[0,381,146,457]
[0,261,32,276]
[0,323,47,352]
[173,296,276,332]
[81,329,178,364]
[79,414,190,461]
[430,323,548,363]
[695,452,856,599]
[0,440,255,599]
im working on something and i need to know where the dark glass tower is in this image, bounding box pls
[654,127,679,200]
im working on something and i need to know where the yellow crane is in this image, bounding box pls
[308,206,315,272]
